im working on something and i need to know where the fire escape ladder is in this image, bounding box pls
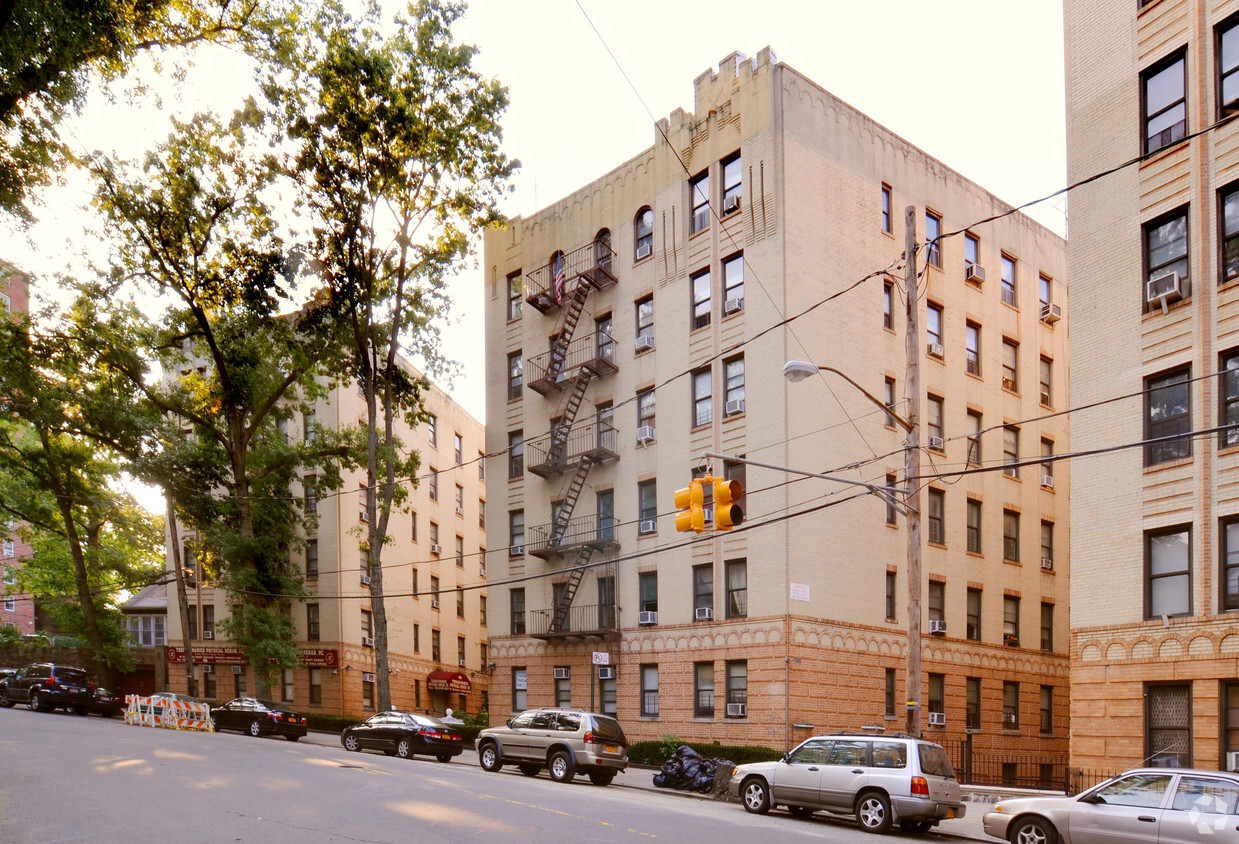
[549,545,596,633]
[547,277,593,381]
[550,454,595,543]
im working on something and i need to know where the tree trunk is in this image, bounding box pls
[167,499,197,698]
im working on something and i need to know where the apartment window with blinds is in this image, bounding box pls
[1146,525,1191,618]
[1143,51,1187,154]
[965,322,981,376]
[1145,367,1191,466]
[691,269,712,330]
[1001,255,1017,307]
[692,369,712,427]
[1003,510,1020,562]
[690,171,710,234]
[966,499,982,554]
[641,665,659,716]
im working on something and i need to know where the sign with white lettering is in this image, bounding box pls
[790,583,811,602]
[592,652,610,666]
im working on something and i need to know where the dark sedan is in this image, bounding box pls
[91,687,124,717]
[210,697,308,740]
[341,710,464,762]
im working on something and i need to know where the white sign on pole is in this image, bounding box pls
[592,651,610,666]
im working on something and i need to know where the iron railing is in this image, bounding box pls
[526,421,619,478]
[526,514,620,559]
[527,603,619,638]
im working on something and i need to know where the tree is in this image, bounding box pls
[276,0,515,710]
[0,0,290,219]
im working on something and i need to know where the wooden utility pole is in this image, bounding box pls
[903,205,923,738]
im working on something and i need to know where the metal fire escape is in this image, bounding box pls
[524,239,618,636]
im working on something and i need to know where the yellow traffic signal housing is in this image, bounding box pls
[674,479,706,533]
[713,478,744,530]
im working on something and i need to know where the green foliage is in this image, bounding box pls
[626,740,784,767]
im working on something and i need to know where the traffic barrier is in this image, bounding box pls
[124,694,214,732]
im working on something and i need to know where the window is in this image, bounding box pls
[480,596,487,627]
[691,268,711,330]
[202,605,214,639]
[427,414,437,447]
[431,627,440,661]
[478,452,485,481]
[1003,426,1020,478]
[885,473,898,525]
[1003,510,1020,562]
[928,581,945,626]
[638,480,657,530]
[690,171,710,234]
[361,609,373,643]
[927,395,943,444]
[639,571,658,614]
[637,388,655,430]
[885,570,897,620]
[1041,602,1054,652]
[927,489,945,544]
[641,664,659,716]
[455,535,464,568]
[307,604,319,642]
[306,538,318,579]
[1003,595,1020,646]
[1001,255,1017,307]
[412,569,419,600]
[454,485,464,516]
[1146,684,1192,767]
[636,296,654,346]
[630,206,655,261]
[1041,439,1055,483]
[1225,184,1239,286]
[884,377,897,427]
[1003,681,1020,730]
[413,622,420,651]
[885,668,897,717]
[722,152,742,212]
[926,303,943,349]
[185,606,197,640]
[694,662,715,717]
[428,468,438,501]
[304,475,317,515]
[507,271,523,320]
[454,433,463,464]
[1143,51,1187,154]
[1145,208,1189,303]
[1147,525,1191,618]
[554,669,571,708]
[303,411,316,442]
[358,485,370,523]
[724,356,745,408]
[925,211,942,268]
[1221,17,1239,116]
[508,430,523,478]
[309,668,322,705]
[507,352,522,400]
[722,253,744,311]
[692,369,712,427]
[726,661,748,714]
[479,499,486,530]
[282,669,294,703]
[429,522,439,551]
[965,232,980,273]
[1222,350,1239,448]
[967,411,982,465]
[967,588,982,641]
[881,184,892,233]
[456,635,466,666]
[883,282,894,330]
[597,489,615,540]
[1039,274,1052,309]
[1223,517,1239,611]
[510,588,525,635]
[1039,357,1052,407]
[726,559,747,619]
[1145,367,1191,465]
[595,313,614,363]
[966,677,981,730]
[928,673,944,718]
[965,322,980,376]
[513,667,527,712]
[1041,520,1055,570]
[966,499,982,554]
[509,510,524,557]
[693,564,713,618]
[1002,339,1018,391]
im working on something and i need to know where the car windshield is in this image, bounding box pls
[917,743,956,778]
[409,714,447,728]
[590,716,626,743]
[55,668,89,683]
[256,700,284,711]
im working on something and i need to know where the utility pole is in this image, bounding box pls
[903,205,923,738]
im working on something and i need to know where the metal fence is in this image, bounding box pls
[942,737,1118,794]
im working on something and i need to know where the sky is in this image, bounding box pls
[2,0,1067,424]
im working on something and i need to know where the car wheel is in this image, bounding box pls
[285,735,299,742]
[248,720,263,737]
[396,738,412,759]
[855,791,892,834]
[435,754,452,764]
[1009,817,1057,844]
[548,750,575,782]
[519,764,541,777]
[588,771,615,786]
[343,734,360,752]
[741,777,771,814]
[478,741,503,772]
[28,691,43,712]
[899,819,933,834]
[788,806,815,818]
[0,696,13,708]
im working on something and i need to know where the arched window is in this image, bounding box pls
[634,207,653,260]
[594,228,612,274]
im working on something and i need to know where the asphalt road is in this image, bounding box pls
[0,706,994,843]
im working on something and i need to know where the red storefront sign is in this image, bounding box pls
[426,671,472,693]
[166,646,338,667]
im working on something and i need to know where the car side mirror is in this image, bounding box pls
[506,718,513,728]
[781,753,791,764]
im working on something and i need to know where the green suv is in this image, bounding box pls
[476,708,629,786]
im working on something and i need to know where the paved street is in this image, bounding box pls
[0,706,1001,843]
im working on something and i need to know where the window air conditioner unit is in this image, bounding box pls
[727,703,747,717]
[929,619,947,635]
[363,672,375,683]
[202,630,214,640]
[459,659,467,668]
[430,544,442,555]
[634,335,655,353]
[1040,392,1052,406]
[636,243,652,260]
[455,506,464,516]
[724,399,746,417]
[1003,467,1018,478]
[724,297,744,315]
[639,519,658,534]
[1041,557,1054,570]
[638,611,658,625]
[1146,271,1183,305]
[1228,751,1239,772]
[723,195,742,215]
[928,712,946,727]
[554,668,570,680]
[927,436,945,451]
[1003,713,1018,727]
[1002,377,1017,391]
[201,664,213,674]
[636,426,657,445]
[510,544,524,556]
[479,566,487,579]
[431,599,440,609]
[598,667,616,680]
[362,636,374,647]
[232,665,243,675]
[361,574,371,586]
[695,606,713,621]
[965,264,985,284]
[1041,475,1055,489]
[927,342,944,358]
[1040,303,1062,324]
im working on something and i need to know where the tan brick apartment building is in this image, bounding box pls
[1,259,36,637]
[484,49,1070,760]
[1066,0,1239,772]
[164,372,490,719]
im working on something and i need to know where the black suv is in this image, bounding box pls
[0,663,95,713]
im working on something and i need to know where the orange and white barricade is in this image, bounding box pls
[125,694,214,732]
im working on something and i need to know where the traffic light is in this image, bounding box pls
[674,478,706,533]
[713,478,744,530]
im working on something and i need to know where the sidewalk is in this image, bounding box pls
[301,730,1004,840]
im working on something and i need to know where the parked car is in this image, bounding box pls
[475,707,628,785]
[91,687,124,717]
[210,698,307,740]
[0,663,95,713]
[340,710,464,762]
[983,767,1239,844]
[729,732,965,834]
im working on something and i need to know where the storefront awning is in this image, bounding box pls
[426,671,472,693]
